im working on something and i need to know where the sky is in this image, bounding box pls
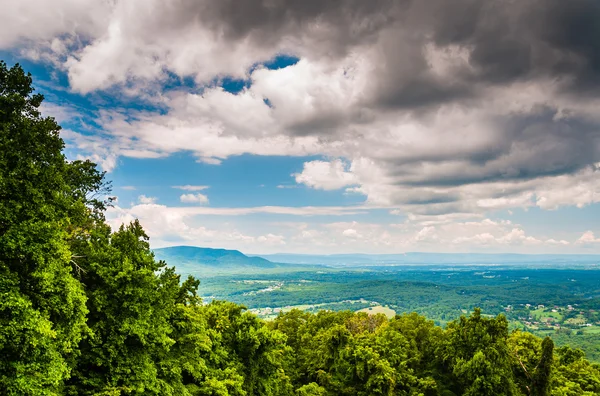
[1,0,600,254]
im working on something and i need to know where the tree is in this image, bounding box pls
[551,345,600,396]
[440,309,519,396]
[0,61,106,394]
[509,332,554,396]
[64,221,185,395]
[295,383,326,396]
[530,337,553,396]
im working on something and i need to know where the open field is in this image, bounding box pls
[357,305,397,318]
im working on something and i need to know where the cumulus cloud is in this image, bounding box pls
[342,228,362,239]
[414,226,439,242]
[180,193,209,205]
[104,199,595,253]
[257,234,286,245]
[138,195,157,204]
[546,239,570,246]
[576,231,600,245]
[294,159,356,191]
[5,0,600,227]
[452,228,541,246]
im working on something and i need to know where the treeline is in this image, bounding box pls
[1,61,600,395]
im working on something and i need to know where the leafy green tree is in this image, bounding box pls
[64,221,187,395]
[0,61,106,394]
[531,337,553,396]
[509,332,554,396]
[202,301,293,396]
[295,382,326,396]
[388,312,443,381]
[440,309,519,396]
[551,346,600,396]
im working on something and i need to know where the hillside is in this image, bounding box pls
[153,246,318,276]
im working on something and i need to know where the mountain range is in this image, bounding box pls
[152,246,319,276]
[255,252,600,267]
[153,246,600,276]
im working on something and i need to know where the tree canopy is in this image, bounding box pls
[1,61,599,395]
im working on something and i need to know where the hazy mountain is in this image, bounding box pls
[153,246,321,276]
[254,252,600,268]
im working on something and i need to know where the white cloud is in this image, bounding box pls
[108,204,369,218]
[453,233,497,245]
[54,56,600,218]
[0,0,110,49]
[576,231,600,245]
[180,193,209,205]
[138,195,157,204]
[477,193,535,210]
[122,186,137,191]
[294,159,357,191]
[497,228,542,245]
[342,228,362,239]
[106,202,295,251]
[104,200,599,253]
[452,227,541,246]
[546,239,570,246]
[172,185,209,191]
[257,234,286,245]
[414,226,438,242]
[5,0,600,248]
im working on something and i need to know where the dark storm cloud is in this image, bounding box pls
[13,0,598,208]
[428,0,600,91]
[186,0,600,108]
[184,0,600,187]
[199,0,397,48]
[387,107,600,188]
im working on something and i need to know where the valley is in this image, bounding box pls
[158,246,600,362]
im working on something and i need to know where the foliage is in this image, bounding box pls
[0,61,95,395]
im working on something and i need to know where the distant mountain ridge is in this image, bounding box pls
[153,247,600,275]
[254,252,600,267]
[152,246,319,276]
[155,246,274,266]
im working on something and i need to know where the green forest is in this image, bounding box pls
[193,268,600,363]
[1,61,600,395]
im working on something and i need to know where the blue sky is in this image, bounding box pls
[2,1,600,254]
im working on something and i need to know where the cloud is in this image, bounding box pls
[105,203,293,251]
[546,239,570,246]
[5,0,600,220]
[180,193,209,205]
[257,233,286,245]
[105,200,597,253]
[414,226,439,242]
[342,228,362,239]
[576,231,600,245]
[121,186,137,191]
[138,195,157,204]
[173,185,210,191]
[452,228,542,246]
[294,159,357,190]
[108,204,370,218]
[0,0,109,49]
